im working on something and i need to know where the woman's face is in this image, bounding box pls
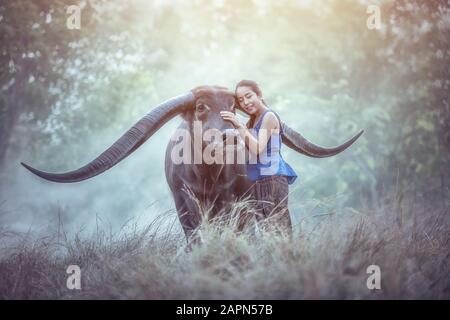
[235,86,264,115]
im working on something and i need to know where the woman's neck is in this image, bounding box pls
[253,106,268,123]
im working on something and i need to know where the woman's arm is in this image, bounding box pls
[220,111,280,156]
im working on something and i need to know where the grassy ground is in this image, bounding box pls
[0,192,448,299]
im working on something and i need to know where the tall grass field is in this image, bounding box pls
[0,191,448,299]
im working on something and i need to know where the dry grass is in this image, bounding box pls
[0,192,449,300]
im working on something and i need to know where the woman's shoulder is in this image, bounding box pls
[261,110,281,128]
[249,109,281,129]
[266,109,281,118]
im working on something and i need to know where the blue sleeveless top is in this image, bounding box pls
[246,109,298,185]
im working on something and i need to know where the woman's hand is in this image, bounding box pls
[220,111,244,129]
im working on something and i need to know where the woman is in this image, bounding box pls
[220,80,297,234]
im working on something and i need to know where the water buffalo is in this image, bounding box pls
[21,86,363,240]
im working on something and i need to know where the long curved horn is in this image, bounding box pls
[21,92,195,183]
[281,122,364,158]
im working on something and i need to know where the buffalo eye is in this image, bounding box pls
[196,104,207,112]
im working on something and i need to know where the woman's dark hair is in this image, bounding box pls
[235,79,267,128]
[235,80,263,97]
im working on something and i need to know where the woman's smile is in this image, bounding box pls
[244,103,256,113]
